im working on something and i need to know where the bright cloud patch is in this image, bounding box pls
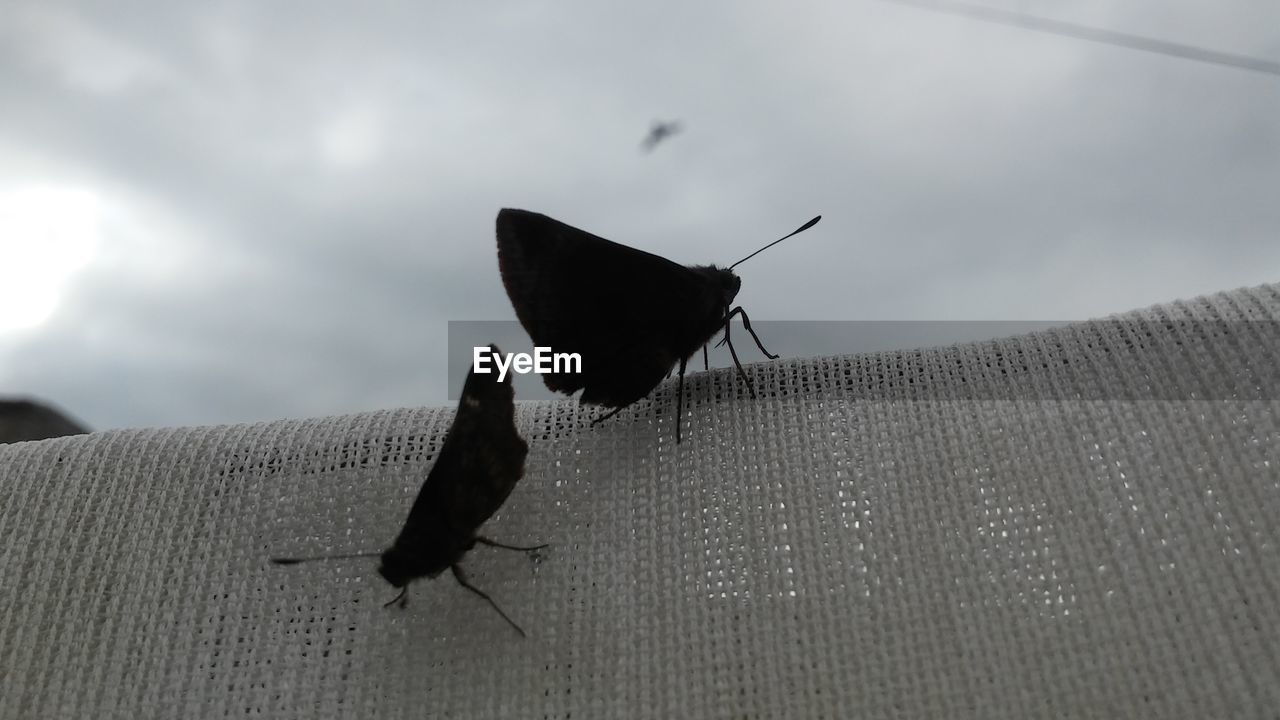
[0,186,103,332]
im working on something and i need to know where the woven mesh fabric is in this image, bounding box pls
[3,283,1279,719]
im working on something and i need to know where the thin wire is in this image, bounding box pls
[877,0,1280,78]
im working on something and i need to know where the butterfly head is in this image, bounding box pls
[691,265,742,312]
[717,267,742,307]
[378,544,450,587]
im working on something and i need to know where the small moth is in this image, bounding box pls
[495,209,820,443]
[271,344,545,636]
[640,119,682,152]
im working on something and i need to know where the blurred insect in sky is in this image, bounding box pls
[640,120,683,152]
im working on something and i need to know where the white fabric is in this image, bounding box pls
[3,283,1279,719]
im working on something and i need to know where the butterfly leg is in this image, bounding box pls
[477,536,549,565]
[721,312,758,398]
[590,405,627,426]
[675,356,687,444]
[702,344,709,372]
[476,536,550,552]
[727,306,779,359]
[450,564,526,637]
[383,586,409,609]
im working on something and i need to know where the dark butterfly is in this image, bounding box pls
[640,119,682,152]
[496,209,820,443]
[271,344,545,636]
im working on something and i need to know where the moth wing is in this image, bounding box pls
[576,342,682,408]
[495,209,715,403]
[400,346,529,540]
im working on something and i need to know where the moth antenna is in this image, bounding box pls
[728,215,821,269]
[269,551,382,565]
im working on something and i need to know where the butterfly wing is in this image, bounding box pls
[383,345,528,581]
[496,209,723,408]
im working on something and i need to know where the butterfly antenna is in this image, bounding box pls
[728,215,822,270]
[270,551,382,565]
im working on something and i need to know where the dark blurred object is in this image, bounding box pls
[640,120,682,152]
[0,398,89,443]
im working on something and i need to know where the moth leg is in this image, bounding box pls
[702,344,709,372]
[450,564,526,637]
[590,405,627,426]
[675,355,687,444]
[383,586,409,609]
[477,536,549,565]
[721,311,758,398]
[476,536,550,552]
[727,306,779,359]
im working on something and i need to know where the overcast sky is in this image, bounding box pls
[1,0,1277,431]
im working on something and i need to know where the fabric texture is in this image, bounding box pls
[2,283,1279,719]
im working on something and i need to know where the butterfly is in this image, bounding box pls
[496,210,820,443]
[640,119,683,152]
[271,344,545,636]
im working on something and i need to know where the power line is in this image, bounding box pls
[877,0,1280,78]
